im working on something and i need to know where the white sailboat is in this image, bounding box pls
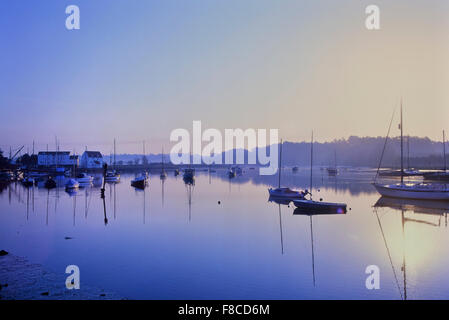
[374,102,449,200]
[268,139,304,199]
[105,139,120,182]
[160,147,167,180]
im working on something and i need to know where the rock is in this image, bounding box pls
[0,250,8,256]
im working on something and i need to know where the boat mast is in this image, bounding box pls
[278,139,282,188]
[162,146,164,172]
[407,136,410,170]
[443,130,447,172]
[113,138,116,170]
[334,150,337,169]
[310,131,313,195]
[400,101,404,184]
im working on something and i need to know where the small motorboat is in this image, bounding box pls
[22,176,35,187]
[105,170,120,182]
[64,169,72,177]
[44,177,57,189]
[131,172,148,189]
[76,173,94,183]
[268,187,305,199]
[65,178,79,190]
[293,199,347,215]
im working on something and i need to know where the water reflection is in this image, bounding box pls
[293,206,348,287]
[1,171,449,299]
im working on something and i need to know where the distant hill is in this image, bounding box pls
[110,136,447,169]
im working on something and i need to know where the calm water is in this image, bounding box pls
[1,169,449,300]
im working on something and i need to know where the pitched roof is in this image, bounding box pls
[83,151,102,158]
[38,151,70,155]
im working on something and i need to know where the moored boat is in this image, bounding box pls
[183,168,195,180]
[76,172,94,183]
[105,170,120,182]
[293,199,347,214]
[374,103,449,200]
[268,187,305,199]
[374,183,449,200]
[22,176,35,187]
[131,172,148,189]
[65,178,79,190]
[44,177,57,189]
[267,139,304,200]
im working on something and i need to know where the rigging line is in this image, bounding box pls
[375,208,403,300]
[374,108,396,183]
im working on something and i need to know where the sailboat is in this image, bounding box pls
[227,167,236,179]
[105,139,120,182]
[65,178,79,191]
[374,103,449,200]
[326,150,338,176]
[293,131,347,213]
[268,139,304,199]
[160,147,167,180]
[423,130,449,181]
[131,172,148,189]
[183,148,195,181]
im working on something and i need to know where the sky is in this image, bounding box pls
[1,0,449,155]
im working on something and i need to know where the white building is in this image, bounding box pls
[38,151,71,167]
[81,151,103,169]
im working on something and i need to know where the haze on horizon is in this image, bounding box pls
[1,0,448,155]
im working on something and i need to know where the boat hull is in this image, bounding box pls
[268,188,304,199]
[374,184,449,200]
[293,199,347,214]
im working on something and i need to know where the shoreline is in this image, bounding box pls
[0,251,124,300]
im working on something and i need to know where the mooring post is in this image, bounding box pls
[101,163,107,198]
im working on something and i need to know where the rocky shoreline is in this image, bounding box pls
[0,250,123,300]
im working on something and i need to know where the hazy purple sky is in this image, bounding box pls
[1,0,448,155]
